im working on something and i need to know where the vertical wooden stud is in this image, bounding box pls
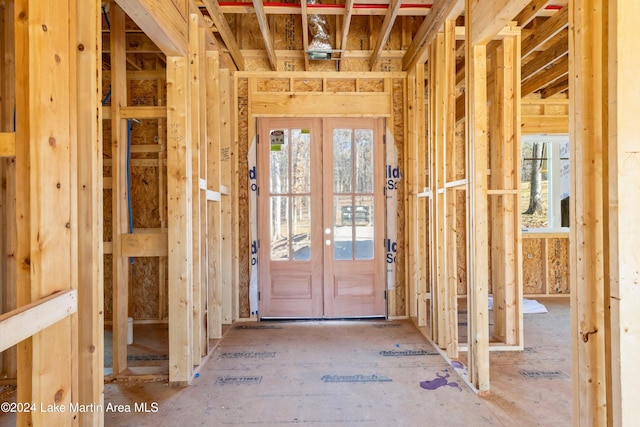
[110,3,129,375]
[77,0,104,423]
[167,54,193,385]
[220,69,233,324]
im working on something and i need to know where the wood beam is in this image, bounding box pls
[468,0,529,45]
[569,0,607,423]
[514,0,551,27]
[201,0,245,70]
[338,0,355,66]
[252,0,277,70]
[521,53,568,96]
[77,0,104,423]
[301,0,310,70]
[402,0,463,71]
[167,54,194,385]
[369,0,402,70]
[521,5,568,58]
[110,4,130,376]
[114,0,188,56]
[121,233,168,257]
[521,114,568,134]
[607,1,640,422]
[0,290,77,353]
[540,77,568,98]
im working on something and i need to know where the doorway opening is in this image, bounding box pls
[257,118,386,319]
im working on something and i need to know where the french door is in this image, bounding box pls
[257,117,385,318]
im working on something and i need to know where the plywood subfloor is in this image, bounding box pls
[0,300,571,426]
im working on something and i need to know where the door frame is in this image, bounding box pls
[256,117,387,319]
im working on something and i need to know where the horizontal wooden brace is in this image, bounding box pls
[487,189,519,195]
[250,92,392,117]
[220,184,230,195]
[121,232,168,257]
[521,115,568,134]
[0,132,16,157]
[121,106,167,119]
[130,144,164,153]
[104,158,166,167]
[444,178,467,188]
[206,190,221,202]
[0,290,77,352]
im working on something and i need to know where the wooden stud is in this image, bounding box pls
[14,0,32,422]
[416,64,428,327]
[569,0,607,423]
[465,0,490,390]
[220,69,233,324]
[77,0,104,423]
[206,50,223,338]
[110,4,129,376]
[167,54,194,386]
[23,1,76,423]
[607,0,640,422]
[188,13,203,368]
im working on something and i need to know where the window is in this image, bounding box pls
[521,135,570,231]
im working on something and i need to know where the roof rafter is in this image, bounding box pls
[521,5,568,58]
[252,0,278,70]
[201,0,245,70]
[369,0,403,70]
[402,0,464,71]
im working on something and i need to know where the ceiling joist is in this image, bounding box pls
[369,0,403,70]
[252,0,278,70]
[201,0,245,70]
[521,5,568,58]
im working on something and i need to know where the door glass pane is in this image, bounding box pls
[270,129,289,194]
[355,196,374,260]
[355,129,374,194]
[270,196,289,260]
[292,196,311,260]
[334,195,353,260]
[291,129,311,193]
[333,129,352,193]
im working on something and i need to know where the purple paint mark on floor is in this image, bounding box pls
[420,370,462,391]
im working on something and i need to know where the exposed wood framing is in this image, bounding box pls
[252,0,277,70]
[521,5,568,58]
[369,0,402,71]
[201,0,245,70]
[405,67,418,321]
[220,69,233,324]
[114,0,188,56]
[607,1,640,422]
[468,0,529,45]
[189,12,204,368]
[0,132,15,157]
[77,0,104,422]
[402,0,464,71]
[16,1,78,423]
[206,50,223,338]
[569,0,606,423]
[0,290,77,353]
[110,4,130,376]
[488,31,523,348]
[514,0,551,27]
[415,64,428,328]
[14,0,32,421]
[167,54,194,385]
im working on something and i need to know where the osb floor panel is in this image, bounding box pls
[0,299,571,426]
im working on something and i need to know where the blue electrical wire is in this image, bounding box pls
[127,119,134,265]
[102,86,111,106]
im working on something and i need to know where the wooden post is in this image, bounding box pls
[0,0,17,379]
[465,0,490,391]
[110,3,129,375]
[14,0,32,422]
[167,54,193,385]
[17,0,77,424]
[405,68,418,320]
[206,50,222,339]
[77,0,104,423]
[607,1,640,423]
[188,13,203,366]
[442,20,458,359]
[415,64,428,328]
[568,0,607,422]
[220,69,233,324]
